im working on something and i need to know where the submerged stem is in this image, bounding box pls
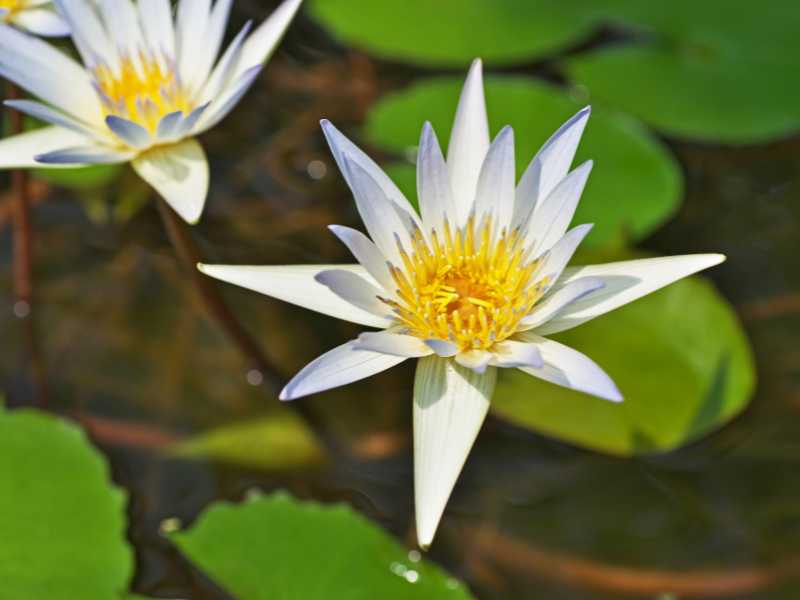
[155,198,340,453]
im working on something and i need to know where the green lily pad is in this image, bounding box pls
[171,492,476,600]
[566,45,800,145]
[0,407,133,599]
[366,76,682,246]
[308,0,598,67]
[170,411,325,471]
[492,268,756,455]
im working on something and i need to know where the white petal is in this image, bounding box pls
[106,116,151,149]
[189,0,233,93]
[328,225,395,292]
[11,8,70,36]
[280,339,406,400]
[514,106,591,228]
[4,99,101,139]
[473,126,515,228]
[131,139,209,224]
[519,276,605,331]
[417,122,455,232]
[197,263,391,329]
[36,144,135,165]
[0,22,102,124]
[534,254,727,335]
[489,340,543,369]
[53,0,117,69]
[197,19,253,105]
[524,160,593,255]
[98,0,145,62]
[454,349,493,374]
[138,0,175,60]
[354,331,432,358]
[414,356,496,548]
[0,126,93,168]
[233,0,302,81]
[514,332,622,402]
[425,339,459,357]
[194,64,262,134]
[321,119,422,231]
[447,58,490,226]
[314,269,393,321]
[176,0,211,90]
[535,223,593,289]
[339,154,415,267]
[171,103,211,139]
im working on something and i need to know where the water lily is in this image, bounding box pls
[0,0,69,36]
[0,0,302,223]
[199,60,725,548]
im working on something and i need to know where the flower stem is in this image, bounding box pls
[155,198,340,452]
[7,82,48,407]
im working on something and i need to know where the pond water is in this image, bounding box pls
[2,1,800,599]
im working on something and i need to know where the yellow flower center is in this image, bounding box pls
[93,54,194,134]
[0,0,22,18]
[383,216,548,351]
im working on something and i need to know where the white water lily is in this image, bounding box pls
[0,0,302,223]
[0,0,68,36]
[199,60,725,548]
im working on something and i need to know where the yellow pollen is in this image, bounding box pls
[0,0,22,18]
[93,54,193,134]
[382,216,549,352]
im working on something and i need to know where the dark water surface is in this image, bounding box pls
[2,2,800,599]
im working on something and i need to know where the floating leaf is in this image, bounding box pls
[172,492,476,600]
[170,411,325,471]
[0,407,133,599]
[492,264,755,455]
[308,0,598,66]
[366,76,681,246]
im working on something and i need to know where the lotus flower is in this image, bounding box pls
[0,0,302,223]
[199,60,725,548]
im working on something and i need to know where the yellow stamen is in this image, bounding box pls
[93,53,193,134]
[0,0,22,19]
[383,218,547,351]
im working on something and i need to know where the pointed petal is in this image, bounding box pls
[106,115,151,149]
[197,19,253,104]
[189,0,233,92]
[176,0,211,90]
[524,160,593,255]
[0,127,92,169]
[197,263,391,329]
[314,269,393,320]
[535,224,593,288]
[514,106,591,228]
[321,119,422,231]
[131,139,209,224]
[53,0,117,70]
[447,59,490,225]
[194,64,262,134]
[11,8,70,36]
[36,144,135,165]
[233,0,302,81]
[490,340,543,369]
[417,122,455,232]
[519,276,605,331]
[354,331,432,357]
[514,333,622,402]
[0,22,102,124]
[473,126,515,228]
[340,154,415,267]
[98,0,146,61]
[414,356,496,548]
[328,225,394,292]
[139,0,175,60]
[4,99,100,139]
[280,339,406,400]
[534,254,727,335]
